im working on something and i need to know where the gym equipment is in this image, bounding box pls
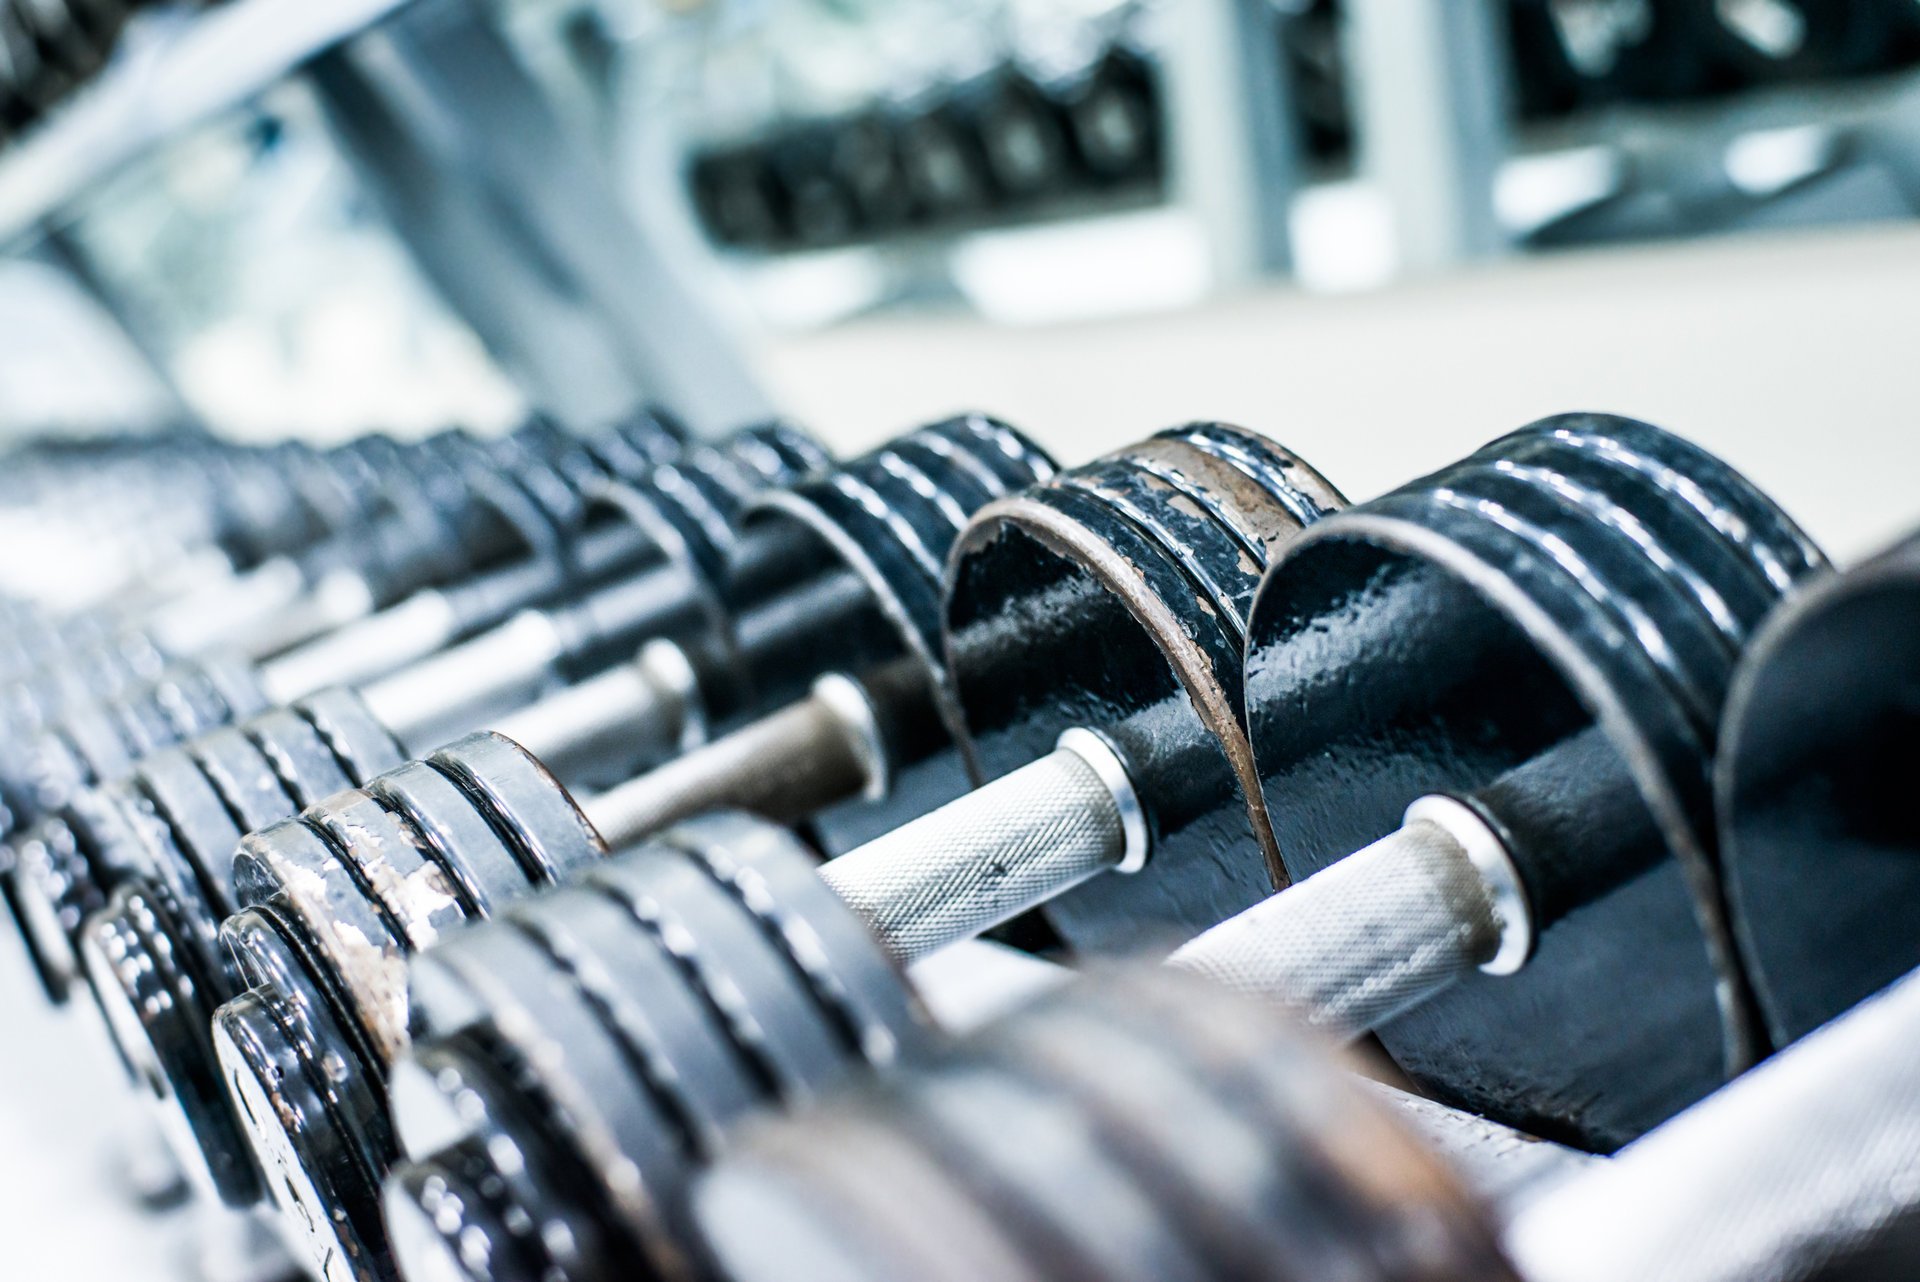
[693,958,1920,1282]
[561,422,1331,857]
[1170,413,1823,1148]
[856,415,1812,1150]
[0,422,825,1003]
[101,417,1049,1278]
[1715,526,1920,1047]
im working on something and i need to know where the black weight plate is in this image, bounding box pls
[212,957,392,1282]
[190,728,300,834]
[369,760,533,917]
[135,748,245,918]
[304,790,470,981]
[659,813,927,1069]
[587,847,851,1100]
[695,1089,1048,1282]
[229,819,411,1063]
[426,920,694,1256]
[1069,972,1511,1281]
[385,1134,554,1282]
[242,708,351,806]
[429,733,604,885]
[887,1056,1208,1282]
[977,1000,1297,1280]
[58,706,132,788]
[512,883,762,1156]
[295,688,405,785]
[423,1042,626,1282]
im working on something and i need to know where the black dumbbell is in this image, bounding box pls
[391,808,1920,1282]
[1696,0,1920,84]
[560,423,1330,863]
[198,420,1337,1281]
[71,418,1049,1270]
[686,142,790,250]
[377,814,1487,1282]
[6,422,831,1004]
[1057,42,1163,188]
[805,415,1817,1153]
[690,955,1920,1282]
[0,414,695,884]
[762,121,864,249]
[0,414,675,701]
[1519,0,1740,106]
[1714,526,1920,1049]
[1157,414,1821,1149]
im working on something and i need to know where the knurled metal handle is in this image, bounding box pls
[580,675,878,852]
[1168,817,1505,1037]
[819,731,1143,965]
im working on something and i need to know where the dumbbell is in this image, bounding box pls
[1146,413,1823,1148]
[382,811,1557,1282]
[389,798,1919,1282]
[761,122,863,248]
[70,418,1050,1258]
[816,414,1820,1152]
[1056,42,1161,188]
[0,418,809,941]
[247,417,822,708]
[685,142,790,250]
[1696,0,1920,84]
[229,409,1802,1265]
[1713,526,1920,1050]
[564,419,1333,851]
[897,85,999,222]
[823,109,919,235]
[577,421,1339,871]
[0,430,394,632]
[0,410,694,727]
[689,954,1920,1282]
[6,420,834,1002]
[110,411,691,667]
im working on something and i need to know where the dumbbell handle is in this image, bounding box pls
[496,642,701,785]
[260,527,646,701]
[582,674,881,850]
[1167,796,1529,1037]
[259,588,467,704]
[819,730,1145,965]
[357,609,568,749]
[1506,961,1920,1282]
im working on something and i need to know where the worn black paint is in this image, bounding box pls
[945,423,1344,951]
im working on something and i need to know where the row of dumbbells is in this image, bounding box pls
[688,43,1161,252]
[5,409,1920,1281]
[688,0,1920,255]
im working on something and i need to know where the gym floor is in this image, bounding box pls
[5,217,1918,1275]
